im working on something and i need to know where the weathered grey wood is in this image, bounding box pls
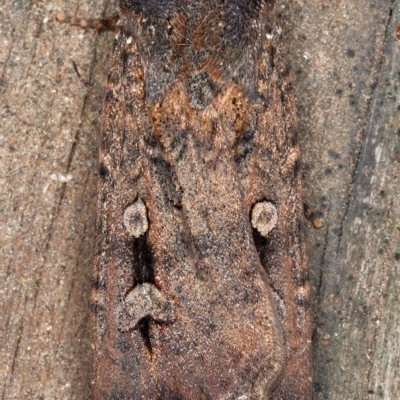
[280,0,400,398]
[0,1,114,398]
[0,0,398,399]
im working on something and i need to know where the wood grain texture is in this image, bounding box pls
[0,1,113,398]
[279,0,400,398]
[1,0,399,399]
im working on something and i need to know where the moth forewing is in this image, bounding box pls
[89,1,312,398]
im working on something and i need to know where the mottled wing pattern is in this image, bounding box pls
[92,1,311,399]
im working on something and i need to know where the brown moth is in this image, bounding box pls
[62,0,312,398]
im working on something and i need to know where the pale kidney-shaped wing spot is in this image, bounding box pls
[251,201,278,237]
[123,198,148,237]
[124,283,176,328]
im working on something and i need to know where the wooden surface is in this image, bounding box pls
[1,0,399,399]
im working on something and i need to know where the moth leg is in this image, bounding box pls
[56,12,119,31]
[119,283,176,331]
[303,203,324,229]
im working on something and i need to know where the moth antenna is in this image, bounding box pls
[56,13,119,31]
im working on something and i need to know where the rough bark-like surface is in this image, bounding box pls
[1,0,399,399]
[0,1,114,399]
[279,0,400,398]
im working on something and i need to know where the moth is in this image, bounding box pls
[60,0,311,398]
